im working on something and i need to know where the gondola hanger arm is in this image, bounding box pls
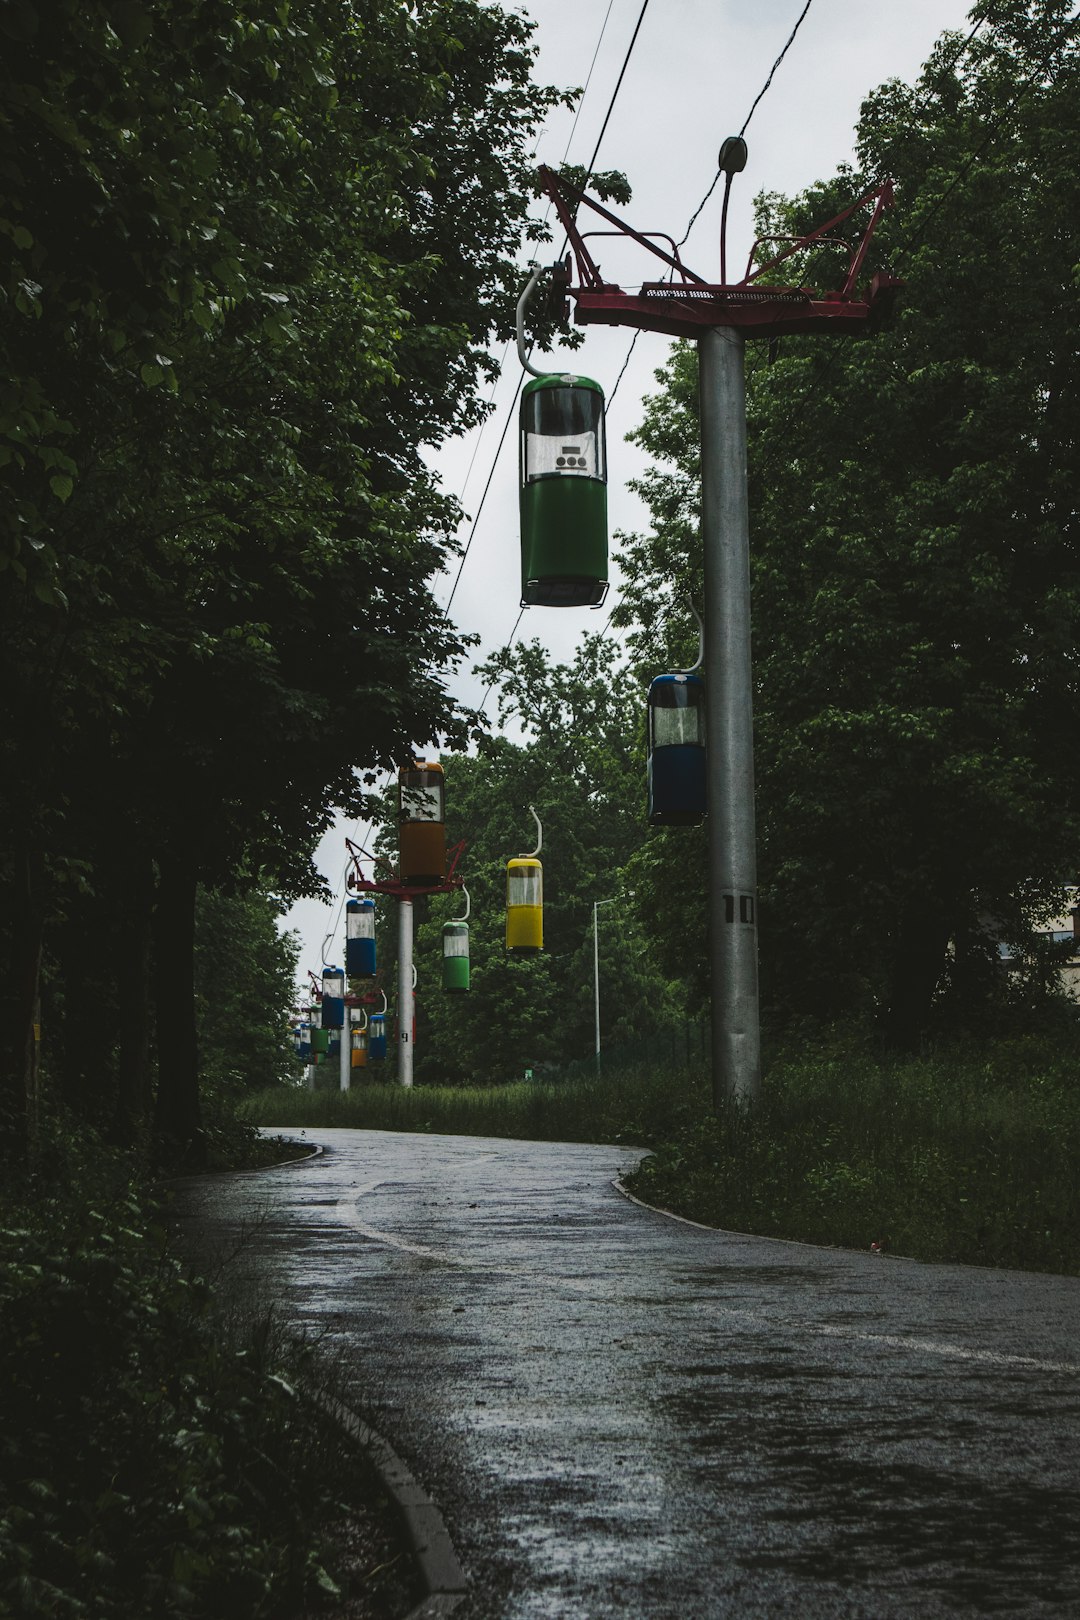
[516,263,549,379]
[687,597,704,673]
[451,886,471,924]
[521,805,542,859]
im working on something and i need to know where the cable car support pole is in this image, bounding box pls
[536,153,898,1114]
[700,326,760,1108]
[340,1004,351,1093]
[397,896,414,1089]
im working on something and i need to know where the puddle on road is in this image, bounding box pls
[671,1264,828,1287]
[734,1456,1080,1610]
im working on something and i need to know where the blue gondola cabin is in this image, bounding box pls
[320,966,346,1029]
[647,672,706,826]
[345,898,377,978]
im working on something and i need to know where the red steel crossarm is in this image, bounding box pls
[344,837,466,900]
[743,177,895,292]
[536,164,899,342]
[538,164,709,290]
[840,179,895,297]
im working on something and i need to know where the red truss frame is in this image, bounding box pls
[537,165,900,341]
[343,836,466,901]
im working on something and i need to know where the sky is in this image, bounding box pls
[281,0,976,994]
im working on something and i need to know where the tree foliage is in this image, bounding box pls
[0,0,567,1155]
[364,636,689,1084]
[613,0,1080,1045]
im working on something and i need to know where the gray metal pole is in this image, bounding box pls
[397,897,414,1089]
[593,900,601,1064]
[593,897,616,1067]
[339,1006,351,1092]
[699,325,761,1109]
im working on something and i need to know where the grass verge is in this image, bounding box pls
[0,1116,415,1619]
[244,1030,1080,1275]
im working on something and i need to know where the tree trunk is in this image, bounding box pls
[0,845,44,1163]
[58,889,119,1125]
[115,852,155,1151]
[153,847,205,1167]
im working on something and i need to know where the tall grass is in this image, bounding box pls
[630,1034,1080,1274]
[243,1031,1080,1275]
[243,1057,700,1149]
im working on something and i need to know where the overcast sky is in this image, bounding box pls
[282,0,976,995]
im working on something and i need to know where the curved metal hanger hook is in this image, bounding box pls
[378,988,388,1016]
[516,262,550,379]
[521,805,543,860]
[687,597,704,673]
[451,885,471,924]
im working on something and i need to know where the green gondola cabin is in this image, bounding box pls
[519,374,607,607]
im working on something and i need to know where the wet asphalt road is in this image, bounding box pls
[170,1128,1080,1618]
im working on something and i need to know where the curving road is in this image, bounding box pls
[170,1128,1080,1618]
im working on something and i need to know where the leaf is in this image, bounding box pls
[49,474,73,501]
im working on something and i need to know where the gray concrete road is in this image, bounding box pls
[170,1128,1080,1618]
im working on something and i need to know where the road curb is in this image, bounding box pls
[314,1391,467,1618]
[612,1176,720,1230]
[612,1177,916,1260]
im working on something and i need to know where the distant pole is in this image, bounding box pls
[397,897,414,1088]
[593,897,616,1068]
[339,1007,351,1092]
[699,324,761,1109]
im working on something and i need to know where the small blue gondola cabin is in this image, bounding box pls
[345,898,377,979]
[320,966,346,1029]
[647,672,706,826]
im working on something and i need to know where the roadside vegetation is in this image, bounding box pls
[6,3,1080,1612]
[0,1114,414,1620]
[245,1023,1080,1277]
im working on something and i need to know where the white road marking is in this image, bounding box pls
[336,1182,1080,1378]
[813,1323,1080,1375]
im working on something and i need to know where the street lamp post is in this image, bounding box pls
[593,897,617,1067]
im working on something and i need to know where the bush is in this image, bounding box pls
[0,1122,412,1618]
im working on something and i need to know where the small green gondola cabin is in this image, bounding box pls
[519,373,607,607]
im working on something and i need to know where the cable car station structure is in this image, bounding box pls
[537,149,898,1108]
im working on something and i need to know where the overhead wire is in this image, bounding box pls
[751,3,1074,482]
[445,0,656,693]
[310,0,633,969]
[598,0,823,639]
[677,0,817,249]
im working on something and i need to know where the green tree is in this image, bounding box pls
[0,0,568,1157]
[194,887,300,1101]
[613,0,1080,1047]
[381,636,689,1084]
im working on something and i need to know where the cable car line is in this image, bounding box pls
[557,0,618,169]
[890,6,1080,273]
[443,373,525,615]
[570,0,652,205]
[311,0,632,970]
[442,0,636,619]
[751,4,1076,483]
[676,0,816,252]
